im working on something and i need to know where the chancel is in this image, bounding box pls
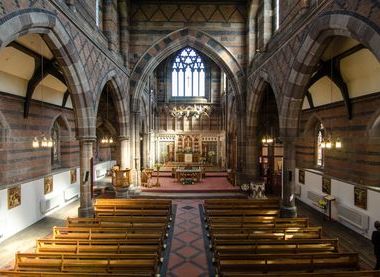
[0,0,380,276]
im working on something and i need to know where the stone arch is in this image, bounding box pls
[130,27,245,113]
[281,11,380,137]
[49,114,72,138]
[94,69,129,137]
[247,70,281,132]
[0,8,94,139]
[301,113,325,137]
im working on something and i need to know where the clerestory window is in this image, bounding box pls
[171,48,206,97]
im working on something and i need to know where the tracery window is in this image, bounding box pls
[171,48,205,97]
[316,122,325,167]
[51,120,60,168]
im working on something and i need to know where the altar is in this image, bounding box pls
[175,167,202,184]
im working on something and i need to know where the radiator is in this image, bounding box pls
[337,203,369,231]
[64,186,80,202]
[307,190,323,203]
[40,195,61,214]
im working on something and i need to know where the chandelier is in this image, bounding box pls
[169,105,210,119]
[321,54,342,150]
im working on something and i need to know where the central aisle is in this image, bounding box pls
[166,200,210,277]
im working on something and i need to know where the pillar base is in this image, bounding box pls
[280,205,297,218]
[114,187,129,198]
[78,206,94,218]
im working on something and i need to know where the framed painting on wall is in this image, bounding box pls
[299,170,305,184]
[354,186,367,210]
[44,176,53,195]
[8,186,21,209]
[70,169,77,184]
[322,176,331,194]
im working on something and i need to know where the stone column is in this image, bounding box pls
[118,0,129,66]
[130,111,141,190]
[263,0,273,47]
[78,139,95,217]
[120,136,130,169]
[280,137,297,218]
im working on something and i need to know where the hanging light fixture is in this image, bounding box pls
[101,85,114,144]
[31,40,53,149]
[323,52,342,150]
[261,91,273,145]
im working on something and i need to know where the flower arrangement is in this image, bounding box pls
[240,183,250,192]
[154,163,162,170]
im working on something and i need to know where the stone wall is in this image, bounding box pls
[0,93,78,185]
[128,0,247,72]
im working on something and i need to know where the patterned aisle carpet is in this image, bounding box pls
[166,200,211,277]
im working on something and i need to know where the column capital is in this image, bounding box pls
[77,136,96,143]
[119,135,130,141]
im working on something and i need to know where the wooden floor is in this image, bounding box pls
[0,197,376,273]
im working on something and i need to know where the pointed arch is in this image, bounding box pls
[49,114,72,138]
[95,69,129,137]
[281,11,380,137]
[247,70,281,131]
[130,27,245,113]
[0,9,94,139]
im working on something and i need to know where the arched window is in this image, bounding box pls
[316,122,325,167]
[171,47,205,97]
[51,120,60,168]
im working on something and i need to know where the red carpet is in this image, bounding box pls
[142,176,239,193]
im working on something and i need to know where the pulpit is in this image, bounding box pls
[112,168,131,198]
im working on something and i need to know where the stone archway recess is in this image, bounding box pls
[245,71,281,180]
[0,8,95,139]
[94,70,129,138]
[0,8,97,217]
[127,27,246,179]
[282,11,380,137]
[129,27,245,112]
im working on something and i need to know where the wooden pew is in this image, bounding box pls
[66,217,168,229]
[94,199,172,213]
[211,228,322,242]
[204,198,280,206]
[13,253,158,275]
[204,209,280,218]
[53,226,166,241]
[206,216,286,224]
[213,238,339,255]
[36,239,163,256]
[72,216,169,224]
[206,217,309,229]
[204,199,280,210]
[220,270,380,277]
[94,209,171,217]
[209,226,322,237]
[208,221,309,231]
[216,252,359,275]
[0,271,154,276]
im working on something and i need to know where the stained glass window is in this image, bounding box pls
[172,48,205,97]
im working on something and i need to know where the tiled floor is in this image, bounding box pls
[167,200,209,277]
[0,200,79,269]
